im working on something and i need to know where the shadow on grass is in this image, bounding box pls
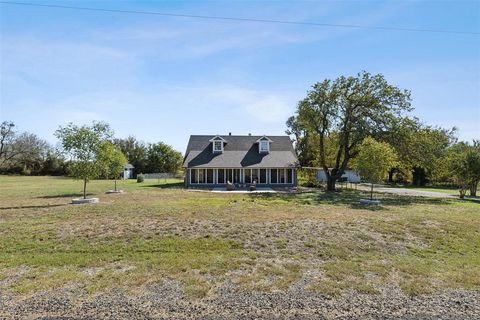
[461,197,480,204]
[141,182,185,189]
[0,204,66,210]
[37,193,93,199]
[252,190,457,210]
[392,184,458,191]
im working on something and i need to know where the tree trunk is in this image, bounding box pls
[326,176,336,191]
[459,187,467,199]
[470,181,478,197]
[388,169,394,184]
[83,178,87,199]
[114,178,117,192]
[370,182,374,200]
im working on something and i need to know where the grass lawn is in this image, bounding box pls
[0,175,479,299]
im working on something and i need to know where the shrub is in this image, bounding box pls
[137,174,144,183]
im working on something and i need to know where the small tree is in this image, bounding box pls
[354,137,397,200]
[447,142,480,198]
[55,122,113,199]
[98,142,128,191]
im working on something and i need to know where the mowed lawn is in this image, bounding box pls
[0,176,479,299]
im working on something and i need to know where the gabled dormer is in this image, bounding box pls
[209,135,227,153]
[257,135,273,153]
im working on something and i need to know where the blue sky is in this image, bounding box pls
[1,0,479,152]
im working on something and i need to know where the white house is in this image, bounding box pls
[122,164,134,179]
[317,169,361,183]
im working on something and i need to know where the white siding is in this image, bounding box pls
[317,170,361,183]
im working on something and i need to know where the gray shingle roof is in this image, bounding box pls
[183,135,298,168]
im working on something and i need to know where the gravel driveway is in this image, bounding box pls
[358,184,456,199]
[1,280,479,319]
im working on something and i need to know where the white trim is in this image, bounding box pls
[259,140,269,153]
[255,135,273,143]
[213,140,224,153]
[188,167,296,186]
[209,135,227,142]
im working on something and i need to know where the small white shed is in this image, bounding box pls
[317,169,361,183]
[122,164,134,179]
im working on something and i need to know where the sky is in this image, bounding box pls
[0,0,479,152]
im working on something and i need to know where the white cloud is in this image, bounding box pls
[208,87,292,122]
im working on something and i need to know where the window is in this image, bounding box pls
[206,169,214,183]
[259,140,269,152]
[233,169,241,183]
[279,169,286,183]
[271,169,278,183]
[245,169,252,184]
[259,169,267,184]
[213,140,223,152]
[287,169,293,184]
[252,169,259,183]
[198,169,205,183]
[190,169,197,183]
[218,169,225,184]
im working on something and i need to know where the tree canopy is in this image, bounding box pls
[354,137,397,199]
[1,121,49,174]
[287,71,411,190]
[113,137,183,175]
[146,142,183,174]
[443,141,480,198]
[55,121,113,198]
[98,141,128,191]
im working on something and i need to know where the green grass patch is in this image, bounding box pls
[0,176,479,298]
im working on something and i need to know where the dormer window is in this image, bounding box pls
[257,135,273,153]
[214,140,223,152]
[209,135,226,153]
[260,140,269,152]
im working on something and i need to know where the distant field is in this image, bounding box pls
[0,176,479,305]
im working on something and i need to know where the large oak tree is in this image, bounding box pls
[287,71,411,191]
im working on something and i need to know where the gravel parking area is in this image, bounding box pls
[1,280,479,319]
[358,184,456,199]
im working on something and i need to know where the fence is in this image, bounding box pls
[142,172,183,182]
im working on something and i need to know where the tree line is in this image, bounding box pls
[287,71,479,197]
[0,121,183,178]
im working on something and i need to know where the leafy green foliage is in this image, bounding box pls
[113,137,183,175]
[0,121,51,174]
[113,136,148,175]
[98,142,127,178]
[98,142,128,191]
[354,137,397,200]
[55,121,113,198]
[287,71,411,190]
[444,141,480,198]
[146,142,183,173]
[379,117,456,185]
[354,137,397,183]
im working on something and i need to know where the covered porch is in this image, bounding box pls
[186,167,296,187]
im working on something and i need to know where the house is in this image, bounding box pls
[317,169,361,183]
[122,164,134,179]
[183,134,299,188]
